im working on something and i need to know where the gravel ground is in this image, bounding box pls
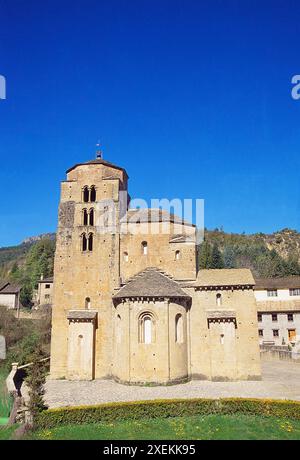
[44,360,300,408]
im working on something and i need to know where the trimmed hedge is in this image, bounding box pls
[35,397,300,429]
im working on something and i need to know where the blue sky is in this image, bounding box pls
[0,0,300,247]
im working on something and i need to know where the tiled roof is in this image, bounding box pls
[0,282,20,294]
[196,269,255,287]
[169,234,195,243]
[38,277,54,283]
[67,310,98,320]
[66,159,128,177]
[0,281,9,291]
[121,208,195,227]
[206,310,237,318]
[254,276,300,290]
[113,267,191,299]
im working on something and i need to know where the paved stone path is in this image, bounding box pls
[44,361,300,408]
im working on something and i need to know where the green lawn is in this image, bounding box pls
[0,425,18,440]
[26,414,300,440]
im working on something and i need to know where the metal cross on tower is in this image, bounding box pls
[96,140,103,159]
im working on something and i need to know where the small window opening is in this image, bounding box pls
[88,233,93,251]
[175,314,183,343]
[82,234,87,252]
[89,208,94,226]
[90,186,96,202]
[83,187,89,203]
[141,241,148,255]
[83,209,88,225]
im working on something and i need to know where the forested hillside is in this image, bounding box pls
[1,228,300,308]
[198,228,300,278]
[0,237,56,307]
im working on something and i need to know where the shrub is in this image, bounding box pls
[35,397,300,429]
[0,309,51,373]
[25,348,48,425]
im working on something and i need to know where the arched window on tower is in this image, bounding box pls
[90,186,96,202]
[89,208,94,226]
[141,241,148,255]
[175,314,183,343]
[175,250,181,260]
[88,233,93,251]
[85,297,91,309]
[83,187,89,203]
[123,252,129,262]
[216,293,222,307]
[83,209,88,226]
[81,233,87,252]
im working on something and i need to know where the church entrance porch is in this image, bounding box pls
[66,310,97,380]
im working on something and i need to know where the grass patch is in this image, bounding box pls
[0,425,18,440]
[26,414,300,440]
[0,367,12,420]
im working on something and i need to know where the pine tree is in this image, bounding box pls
[209,243,224,269]
[198,241,212,269]
[223,245,236,268]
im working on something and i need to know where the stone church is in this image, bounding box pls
[50,157,261,384]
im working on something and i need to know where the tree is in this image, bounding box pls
[198,241,212,269]
[10,262,19,278]
[223,245,236,268]
[9,238,55,308]
[210,243,224,269]
[25,347,48,425]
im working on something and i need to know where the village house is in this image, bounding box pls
[35,276,54,307]
[0,281,21,311]
[255,276,300,346]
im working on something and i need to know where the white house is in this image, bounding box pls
[254,276,300,346]
[0,281,21,310]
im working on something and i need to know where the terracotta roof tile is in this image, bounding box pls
[254,276,300,290]
[196,269,255,287]
[121,209,195,227]
[0,282,20,294]
[66,159,128,177]
[67,310,98,320]
[113,267,191,299]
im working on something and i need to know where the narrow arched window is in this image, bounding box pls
[85,297,91,309]
[90,186,96,202]
[83,209,88,226]
[139,313,154,344]
[116,314,122,343]
[82,233,87,252]
[143,316,152,344]
[123,252,129,262]
[141,241,148,255]
[89,208,94,226]
[175,250,181,260]
[175,314,183,343]
[216,293,222,307]
[83,187,89,203]
[88,233,93,251]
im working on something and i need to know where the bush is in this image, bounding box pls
[0,310,51,373]
[25,348,48,425]
[35,398,300,429]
